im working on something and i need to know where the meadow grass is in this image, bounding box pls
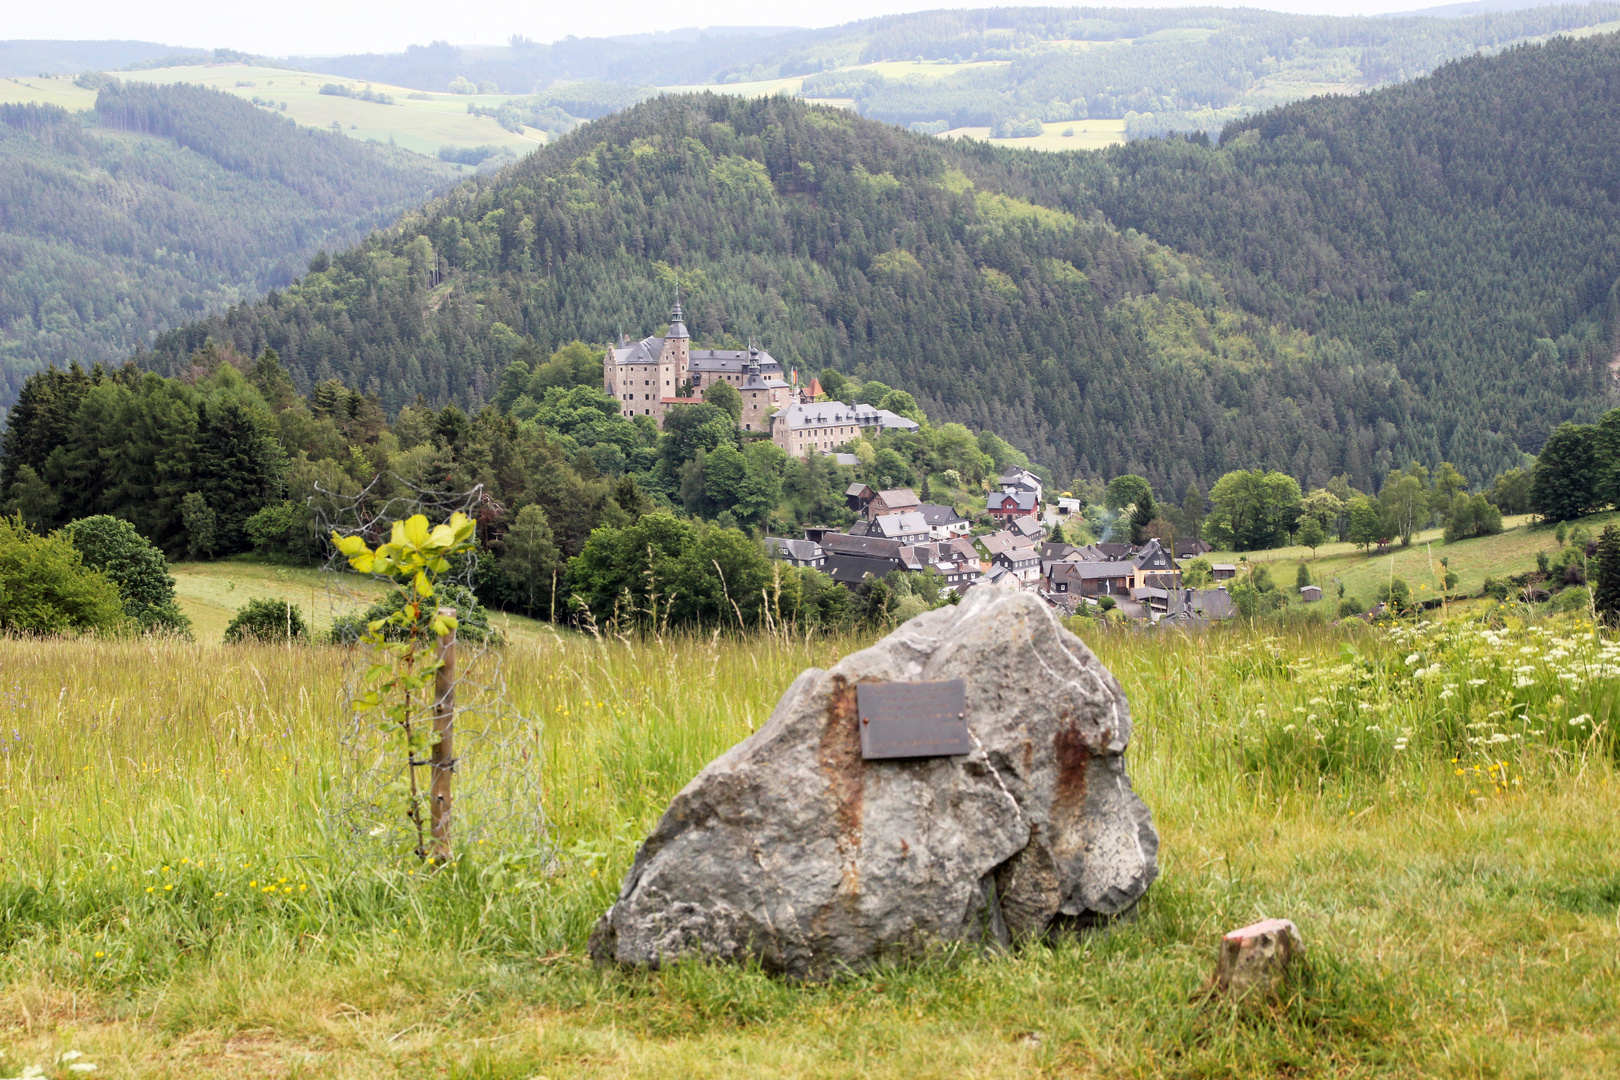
[1206,510,1618,610]
[165,560,564,648]
[1,613,1619,1077]
[0,68,545,161]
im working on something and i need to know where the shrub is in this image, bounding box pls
[0,514,128,635]
[66,515,191,635]
[1338,598,1363,619]
[329,582,502,646]
[224,598,308,643]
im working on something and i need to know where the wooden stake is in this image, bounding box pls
[430,606,457,862]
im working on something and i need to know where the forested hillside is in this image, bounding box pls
[0,80,448,410]
[144,30,1620,492]
[143,90,1402,492]
[1076,32,1620,474]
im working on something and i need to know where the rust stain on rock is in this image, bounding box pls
[819,677,866,891]
[1052,720,1091,820]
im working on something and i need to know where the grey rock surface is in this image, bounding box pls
[587,583,1159,977]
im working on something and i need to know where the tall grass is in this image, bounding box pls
[2,614,1618,1077]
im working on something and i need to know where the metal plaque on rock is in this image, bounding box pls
[857,679,970,760]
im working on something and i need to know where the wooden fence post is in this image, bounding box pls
[430,607,457,862]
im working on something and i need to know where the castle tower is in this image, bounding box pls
[659,291,690,399]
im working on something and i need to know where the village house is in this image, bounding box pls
[846,485,922,520]
[603,298,793,430]
[1008,516,1044,542]
[1174,538,1213,560]
[1164,587,1237,623]
[999,467,1044,503]
[1212,563,1238,582]
[992,542,1042,586]
[1127,539,1178,588]
[850,511,930,544]
[764,537,825,569]
[916,502,972,539]
[986,490,1038,525]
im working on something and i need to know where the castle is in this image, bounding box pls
[604,297,921,453]
[603,297,794,433]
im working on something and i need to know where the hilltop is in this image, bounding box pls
[300,4,1620,142]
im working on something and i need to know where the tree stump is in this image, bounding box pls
[1209,918,1303,999]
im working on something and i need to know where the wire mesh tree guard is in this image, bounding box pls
[316,474,550,866]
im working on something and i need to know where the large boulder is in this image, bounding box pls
[588,584,1158,978]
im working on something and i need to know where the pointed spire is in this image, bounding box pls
[666,285,689,340]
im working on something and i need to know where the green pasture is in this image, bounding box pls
[940,118,1127,151]
[2,609,1618,1076]
[1206,511,1617,610]
[168,559,564,649]
[0,65,546,160]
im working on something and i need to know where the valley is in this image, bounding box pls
[4,11,1620,1078]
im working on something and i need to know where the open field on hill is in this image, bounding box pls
[1203,512,1619,611]
[2,613,1618,1077]
[941,118,1127,151]
[0,66,546,160]
[168,560,563,648]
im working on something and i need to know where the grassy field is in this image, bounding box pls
[940,118,1127,152]
[168,559,563,649]
[0,66,545,161]
[1203,511,1618,611]
[2,607,1618,1076]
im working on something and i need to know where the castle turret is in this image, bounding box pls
[660,291,691,398]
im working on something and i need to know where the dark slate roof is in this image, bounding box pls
[980,531,1017,556]
[1173,538,1212,559]
[874,488,920,509]
[1095,542,1136,560]
[1168,587,1236,620]
[1067,561,1136,579]
[821,532,905,558]
[987,490,1038,512]
[916,502,967,526]
[871,511,929,539]
[824,552,904,585]
[1010,516,1043,539]
[765,537,823,562]
[1131,538,1175,570]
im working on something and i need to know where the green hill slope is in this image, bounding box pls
[1079,32,1620,479]
[0,81,449,409]
[142,27,1620,492]
[141,90,1397,489]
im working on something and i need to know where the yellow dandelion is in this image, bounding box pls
[95,951,105,958]
[249,880,256,887]
[214,891,223,898]
[145,886,153,893]
[299,884,308,892]
[164,884,173,891]
[161,865,170,873]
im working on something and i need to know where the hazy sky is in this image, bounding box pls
[10,0,1479,57]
